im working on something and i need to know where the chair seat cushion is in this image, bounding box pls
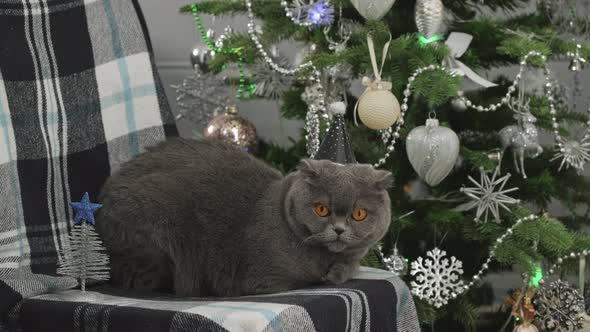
[7,268,419,332]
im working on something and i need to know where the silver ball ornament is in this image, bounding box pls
[190,47,212,73]
[204,105,258,153]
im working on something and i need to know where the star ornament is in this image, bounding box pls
[459,167,520,223]
[551,138,590,174]
[69,192,102,225]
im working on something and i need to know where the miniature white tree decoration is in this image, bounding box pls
[58,192,109,291]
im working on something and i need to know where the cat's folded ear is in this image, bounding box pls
[297,159,322,178]
[373,169,394,190]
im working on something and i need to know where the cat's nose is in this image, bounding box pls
[334,227,345,235]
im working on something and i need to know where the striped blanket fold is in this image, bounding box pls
[5,267,420,332]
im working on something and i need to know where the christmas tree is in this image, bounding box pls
[58,193,110,292]
[181,0,590,330]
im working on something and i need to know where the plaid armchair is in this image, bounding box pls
[0,1,419,331]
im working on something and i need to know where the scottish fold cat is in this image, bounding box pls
[96,138,393,296]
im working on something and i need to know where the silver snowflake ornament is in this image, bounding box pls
[172,67,231,136]
[252,56,293,99]
[551,137,590,174]
[285,0,334,28]
[458,167,520,223]
[534,280,585,331]
[410,247,464,308]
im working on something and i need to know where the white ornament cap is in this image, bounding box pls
[425,118,439,127]
[328,101,347,115]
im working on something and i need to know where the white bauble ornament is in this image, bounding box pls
[350,0,397,20]
[357,83,400,130]
[406,118,460,186]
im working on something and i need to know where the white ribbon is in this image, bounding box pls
[445,32,497,88]
[354,33,393,125]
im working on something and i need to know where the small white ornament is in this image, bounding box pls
[355,34,400,130]
[410,247,464,308]
[350,0,396,20]
[406,117,460,186]
[457,167,520,223]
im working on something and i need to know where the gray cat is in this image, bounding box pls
[96,138,393,297]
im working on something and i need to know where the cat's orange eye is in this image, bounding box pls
[352,208,368,221]
[313,203,330,217]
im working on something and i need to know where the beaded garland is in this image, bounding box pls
[191,4,247,99]
[454,214,538,296]
[374,51,550,168]
[194,2,585,169]
[244,0,328,156]
[381,214,539,306]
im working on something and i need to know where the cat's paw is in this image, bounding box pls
[324,263,354,285]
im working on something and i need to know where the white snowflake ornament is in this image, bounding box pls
[410,247,464,308]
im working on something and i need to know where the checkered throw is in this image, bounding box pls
[4,268,420,332]
[0,0,177,325]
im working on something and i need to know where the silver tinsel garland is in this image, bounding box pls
[57,223,110,292]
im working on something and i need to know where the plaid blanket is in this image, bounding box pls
[0,0,177,325]
[4,267,419,332]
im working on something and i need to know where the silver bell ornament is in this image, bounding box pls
[355,34,400,130]
[568,44,587,72]
[406,116,460,187]
[350,0,396,20]
[569,57,586,72]
[383,247,408,276]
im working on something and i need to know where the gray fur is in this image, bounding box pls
[96,138,393,297]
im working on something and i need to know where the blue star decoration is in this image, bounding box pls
[69,192,103,225]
